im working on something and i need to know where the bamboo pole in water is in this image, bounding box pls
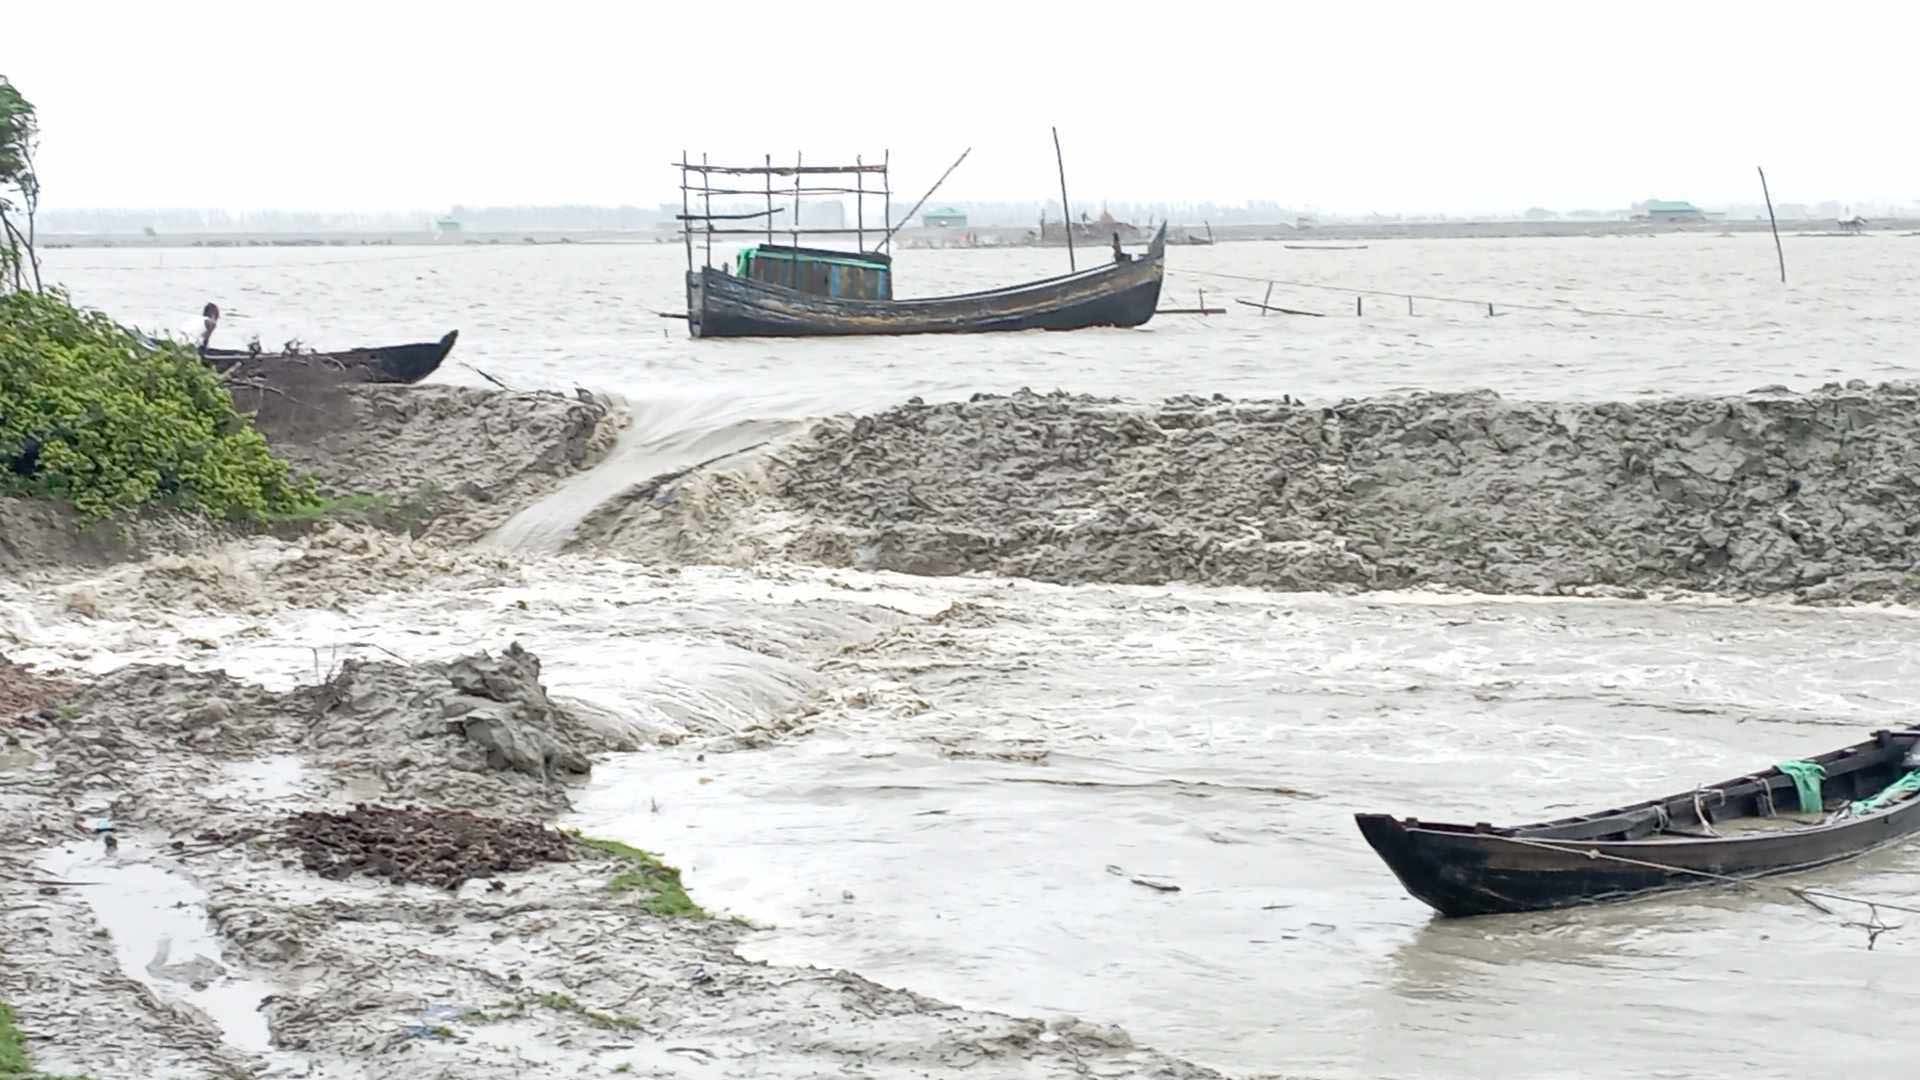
[1052,126,1076,272]
[1758,165,1787,284]
[680,151,693,271]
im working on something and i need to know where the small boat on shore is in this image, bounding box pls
[190,303,456,384]
[202,330,457,385]
[1357,728,1920,917]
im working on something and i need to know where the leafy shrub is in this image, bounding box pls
[0,289,317,518]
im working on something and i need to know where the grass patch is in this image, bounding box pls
[0,1004,27,1076]
[261,492,394,523]
[570,833,708,919]
[534,992,643,1032]
[259,487,447,537]
[460,994,642,1033]
[0,1002,93,1079]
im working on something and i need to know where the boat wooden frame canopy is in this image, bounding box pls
[675,151,1165,338]
[1357,728,1920,917]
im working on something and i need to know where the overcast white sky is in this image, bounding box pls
[10,0,1918,214]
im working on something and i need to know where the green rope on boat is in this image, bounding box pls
[1849,769,1920,817]
[1775,759,1826,814]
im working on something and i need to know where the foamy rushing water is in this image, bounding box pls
[20,235,1920,1078]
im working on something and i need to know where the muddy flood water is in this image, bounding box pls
[19,234,1920,1078]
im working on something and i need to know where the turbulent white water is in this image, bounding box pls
[22,235,1920,1078]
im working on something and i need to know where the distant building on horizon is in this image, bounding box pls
[1637,199,1707,224]
[922,207,967,229]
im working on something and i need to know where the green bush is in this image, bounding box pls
[0,289,317,519]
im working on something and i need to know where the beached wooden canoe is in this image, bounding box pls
[686,225,1167,338]
[202,329,457,385]
[1357,728,1920,917]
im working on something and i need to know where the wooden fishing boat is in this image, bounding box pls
[688,226,1165,338]
[676,149,1165,338]
[201,331,457,385]
[1357,728,1920,917]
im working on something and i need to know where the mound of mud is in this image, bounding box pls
[259,384,623,543]
[583,384,1920,604]
[1,653,72,721]
[1,385,621,576]
[306,642,639,810]
[273,804,573,889]
[16,643,631,816]
[0,495,232,577]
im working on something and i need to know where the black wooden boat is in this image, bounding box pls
[687,224,1166,338]
[1357,728,1920,917]
[201,330,457,385]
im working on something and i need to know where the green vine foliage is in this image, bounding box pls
[0,289,318,519]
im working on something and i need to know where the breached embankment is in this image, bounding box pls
[0,644,1219,1079]
[256,383,623,542]
[0,384,622,575]
[577,383,1920,604]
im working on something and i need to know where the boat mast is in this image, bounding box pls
[680,150,692,272]
[700,152,713,268]
[1052,126,1075,272]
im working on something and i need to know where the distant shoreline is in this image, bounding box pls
[36,217,1920,250]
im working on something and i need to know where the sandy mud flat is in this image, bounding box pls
[0,645,1221,1079]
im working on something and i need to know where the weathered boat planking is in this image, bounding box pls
[1357,728,1920,917]
[202,330,457,385]
[687,225,1166,338]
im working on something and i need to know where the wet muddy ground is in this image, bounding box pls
[13,236,1920,1077]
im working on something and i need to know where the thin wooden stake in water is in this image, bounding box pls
[680,151,693,271]
[1262,282,1274,317]
[1759,165,1787,284]
[1407,295,1413,315]
[1356,295,1363,317]
[1052,126,1076,272]
[700,153,713,267]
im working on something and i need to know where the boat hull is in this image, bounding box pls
[1357,729,1920,917]
[687,227,1165,338]
[204,330,457,385]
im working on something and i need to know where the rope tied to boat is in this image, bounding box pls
[1487,833,1920,947]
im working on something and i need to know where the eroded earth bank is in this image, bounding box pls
[580,382,1920,604]
[14,376,1920,1078]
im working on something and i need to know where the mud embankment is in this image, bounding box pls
[255,383,623,541]
[0,643,1217,1079]
[0,384,622,575]
[580,383,1920,604]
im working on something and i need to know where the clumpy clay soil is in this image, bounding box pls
[579,383,1920,604]
[0,643,1224,1080]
